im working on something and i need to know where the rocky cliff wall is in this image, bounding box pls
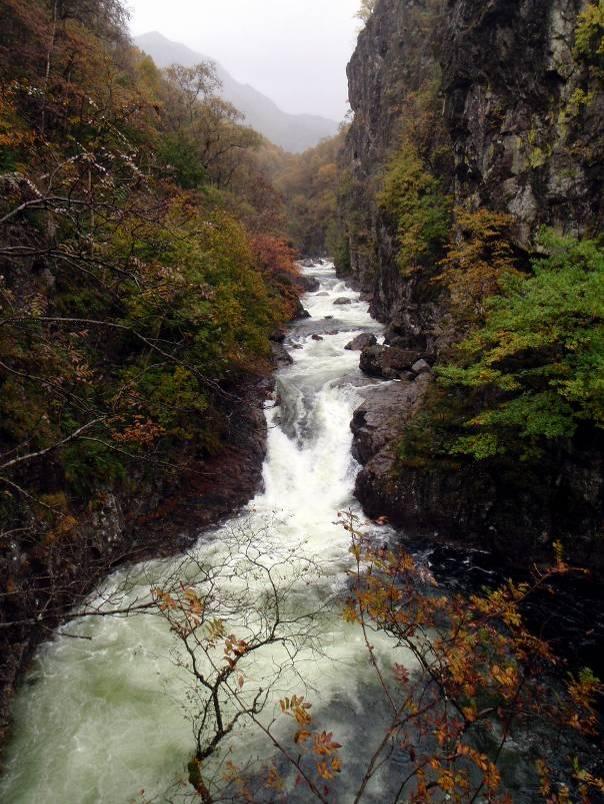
[443,0,603,244]
[340,0,603,565]
[343,0,448,353]
[342,0,601,330]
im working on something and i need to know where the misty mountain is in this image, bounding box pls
[135,32,339,153]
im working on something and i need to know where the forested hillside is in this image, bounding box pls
[337,0,604,569]
[267,130,348,257]
[0,0,308,731]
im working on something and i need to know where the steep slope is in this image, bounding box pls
[135,32,340,153]
[338,0,604,567]
[442,0,603,243]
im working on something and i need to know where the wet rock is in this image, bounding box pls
[385,335,412,348]
[324,315,334,320]
[351,380,426,465]
[294,302,311,320]
[383,327,427,350]
[270,329,286,343]
[360,345,424,380]
[271,342,294,367]
[312,334,324,341]
[315,291,330,297]
[334,297,353,305]
[295,274,320,293]
[90,493,125,546]
[411,359,431,376]
[345,333,378,352]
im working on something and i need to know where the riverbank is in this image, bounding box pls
[0,371,272,764]
[0,260,389,802]
[0,264,315,768]
[349,369,604,680]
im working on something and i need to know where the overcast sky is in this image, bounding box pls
[126,0,360,120]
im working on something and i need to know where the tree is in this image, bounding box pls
[356,0,377,24]
[378,143,452,276]
[437,208,520,323]
[272,129,348,256]
[116,513,604,802]
[0,0,301,703]
[438,230,604,461]
[164,63,221,125]
[148,522,335,802]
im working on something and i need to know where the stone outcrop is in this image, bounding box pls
[345,333,378,351]
[342,0,451,353]
[295,273,321,293]
[343,0,602,326]
[351,377,430,465]
[443,0,603,245]
[359,345,431,380]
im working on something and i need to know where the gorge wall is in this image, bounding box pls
[339,0,604,567]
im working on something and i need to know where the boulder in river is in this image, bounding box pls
[294,301,311,320]
[295,274,320,292]
[269,329,286,343]
[360,345,424,380]
[334,297,353,305]
[312,334,324,341]
[345,333,377,352]
[351,381,422,465]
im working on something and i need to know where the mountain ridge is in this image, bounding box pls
[134,31,340,153]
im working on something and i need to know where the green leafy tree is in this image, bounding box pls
[575,0,604,72]
[438,230,604,460]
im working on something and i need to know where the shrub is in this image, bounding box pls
[437,208,520,323]
[378,143,452,275]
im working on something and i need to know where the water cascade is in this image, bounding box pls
[1,263,409,803]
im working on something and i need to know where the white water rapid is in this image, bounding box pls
[1,263,411,803]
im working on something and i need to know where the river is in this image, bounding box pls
[2,262,598,803]
[0,262,411,803]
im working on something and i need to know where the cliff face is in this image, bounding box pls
[343,0,602,329]
[341,0,604,565]
[344,0,448,354]
[443,0,603,244]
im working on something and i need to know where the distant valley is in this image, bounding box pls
[135,31,340,153]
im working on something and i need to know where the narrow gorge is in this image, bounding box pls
[336,0,603,570]
[0,0,603,801]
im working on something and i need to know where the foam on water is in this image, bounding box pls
[1,262,403,803]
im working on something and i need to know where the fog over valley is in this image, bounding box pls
[127,0,360,121]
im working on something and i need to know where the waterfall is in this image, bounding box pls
[1,262,402,803]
